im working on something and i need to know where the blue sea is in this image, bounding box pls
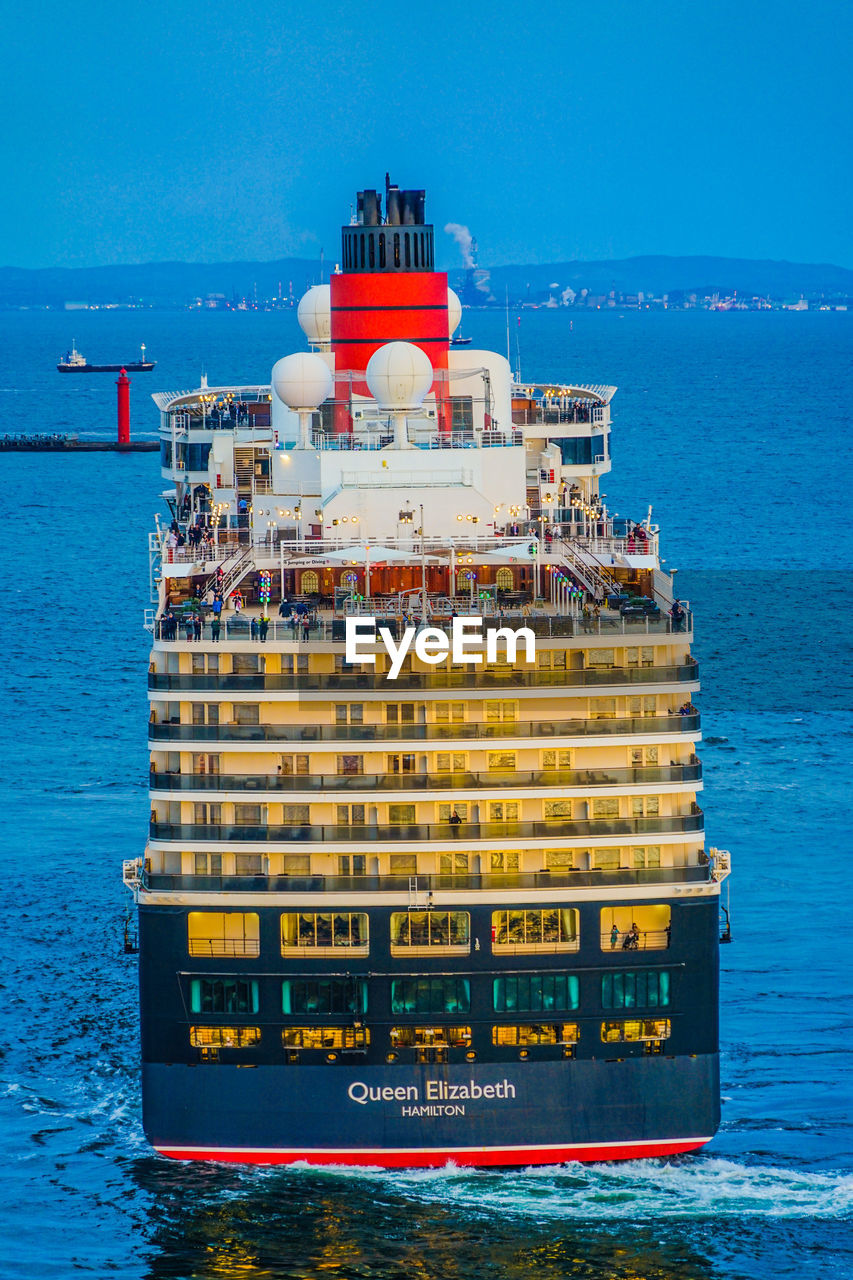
[1,307,851,1278]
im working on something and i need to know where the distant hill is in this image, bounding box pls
[451,256,853,304]
[1,253,851,308]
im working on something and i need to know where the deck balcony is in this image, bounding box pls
[147,662,699,695]
[148,712,701,745]
[148,812,704,845]
[149,762,702,795]
[138,863,713,895]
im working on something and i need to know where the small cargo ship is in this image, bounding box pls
[57,342,156,372]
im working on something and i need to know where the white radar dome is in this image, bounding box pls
[271,352,333,410]
[366,341,433,410]
[447,287,462,336]
[297,284,331,346]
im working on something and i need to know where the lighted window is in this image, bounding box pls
[492,1023,579,1046]
[282,1026,370,1050]
[190,978,259,1014]
[600,905,671,951]
[542,749,572,769]
[493,973,579,1013]
[390,1026,471,1048]
[391,977,470,1015]
[544,800,572,819]
[391,910,470,951]
[301,570,319,593]
[601,1018,671,1043]
[496,567,513,590]
[492,908,579,951]
[488,752,516,771]
[282,978,367,1015]
[187,911,259,957]
[280,912,368,954]
[190,1026,261,1047]
[601,971,671,1010]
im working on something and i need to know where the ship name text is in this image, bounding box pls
[345,616,536,680]
[347,1079,517,1106]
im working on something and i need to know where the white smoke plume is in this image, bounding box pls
[444,222,475,268]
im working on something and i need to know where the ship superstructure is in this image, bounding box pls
[125,176,730,1167]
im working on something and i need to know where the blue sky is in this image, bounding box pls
[3,0,850,269]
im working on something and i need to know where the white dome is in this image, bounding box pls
[271,352,333,410]
[447,287,462,336]
[297,285,331,346]
[366,342,433,410]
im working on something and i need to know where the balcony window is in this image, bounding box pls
[190,978,259,1014]
[386,703,415,724]
[281,912,368,954]
[283,804,310,824]
[590,698,616,719]
[187,911,259,957]
[628,696,657,717]
[542,749,572,769]
[435,702,465,723]
[335,703,363,725]
[194,852,222,875]
[387,753,416,774]
[280,754,310,775]
[631,796,660,817]
[492,907,579,952]
[490,850,520,872]
[544,800,572,820]
[235,804,262,825]
[587,648,615,668]
[388,804,416,824]
[338,754,363,775]
[592,847,620,870]
[630,746,659,766]
[601,971,671,1010]
[626,647,655,667]
[490,801,519,822]
[391,910,470,952]
[544,849,574,871]
[438,802,468,821]
[601,1018,671,1043]
[193,802,221,824]
[438,851,469,874]
[493,973,579,1013]
[282,978,367,1015]
[485,701,517,722]
[391,978,470,1015]
[632,845,661,868]
[492,1023,579,1046]
[283,855,310,875]
[337,804,365,824]
[600,905,671,951]
[235,854,263,875]
[488,752,516,771]
[337,854,366,875]
[436,752,466,772]
[390,854,417,875]
[282,1026,370,1050]
[233,704,259,726]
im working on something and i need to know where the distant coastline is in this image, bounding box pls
[2,252,851,312]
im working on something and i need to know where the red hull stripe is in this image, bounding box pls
[156,1136,711,1168]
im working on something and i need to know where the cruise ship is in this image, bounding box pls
[124,176,731,1167]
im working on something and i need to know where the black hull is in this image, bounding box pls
[57,362,156,372]
[143,1055,719,1167]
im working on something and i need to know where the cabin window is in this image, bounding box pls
[628,695,657,717]
[389,854,418,875]
[489,801,519,822]
[438,802,469,821]
[190,1026,260,1047]
[587,648,615,668]
[280,912,368,953]
[282,1026,370,1049]
[544,800,572,820]
[190,978,259,1014]
[235,854,263,875]
[336,804,365,824]
[492,1023,579,1045]
[435,702,465,723]
[631,795,660,817]
[388,804,416,824]
[632,845,661,868]
[490,850,520,872]
[438,851,469,874]
[544,849,574,871]
[391,977,470,1015]
[390,910,470,951]
[335,703,363,724]
[390,1026,471,1048]
[492,907,579,952]
[488,751,516,771]
[601,1018,671,1043]
[542,749,572,769]
[485,700,517,721]
[283,855,311,875]
[493,973,579,1013]
[435,752,466,772]
[282,978,367,1015]
[338,754,363,775]
[187,911,259,957]
[592,797,619,819]
[592,847,620,870]
[282,803,310,823]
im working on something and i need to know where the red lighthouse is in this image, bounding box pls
[330,176,451,430]
[116,367,130,445]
